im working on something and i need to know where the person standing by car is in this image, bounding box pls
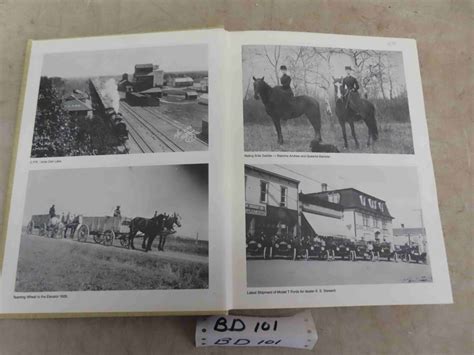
[367,241,375,261]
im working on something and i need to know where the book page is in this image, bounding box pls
[228,31,452,310]
[0,29,231,316]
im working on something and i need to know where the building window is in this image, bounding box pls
[280,186,288,207]
[363,214,369,226]
[329,193,340,204]
[260,181,268,203]
[372,216,377,227]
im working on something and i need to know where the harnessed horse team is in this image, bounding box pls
[41,205,182,253]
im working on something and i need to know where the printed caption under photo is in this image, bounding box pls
[247,287,336,296]
[14,293,68,301]
[245,153,331,159]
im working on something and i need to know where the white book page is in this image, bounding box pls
[228,31,452,310]
[0,29,231,315]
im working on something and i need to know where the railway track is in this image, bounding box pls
[118,109,154,153]
[120,102,185,152]
[140,106,208,146]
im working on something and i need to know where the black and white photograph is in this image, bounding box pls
[243,45,414,154]
[31,45,209,157]
[16,164,209,292]
[245,164,431,288]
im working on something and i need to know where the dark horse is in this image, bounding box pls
[141,212,182,251]
[128,215,165,252]
[333,78,378,149]
[253,77,322,145]
[157,213,182,251]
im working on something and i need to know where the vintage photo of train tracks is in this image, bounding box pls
[245,164,432,288]
[15,164,209,292]
[31,45,209,158]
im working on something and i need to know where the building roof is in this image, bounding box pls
[118,79,132,86]
[245,165,300,185]
[174,77,193,82]
[307,188,394,219]
[135,63,153,69]
[139,87,163,94]
[393,228,426,236]
[299,193,344,211]
[63,96,92,112]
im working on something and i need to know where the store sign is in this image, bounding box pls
[246,203,267,216]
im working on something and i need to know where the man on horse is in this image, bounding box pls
[279,65,294,98]
[342,66,362,112]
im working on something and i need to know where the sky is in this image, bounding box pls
[42,44,208,78]
[242,45,406,98]
[23,165,209,239]
[252,164,424,228]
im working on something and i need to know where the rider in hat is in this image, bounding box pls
[279,65,294,97]
[342,66,361,110]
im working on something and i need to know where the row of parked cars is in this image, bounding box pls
[246,234,427,264]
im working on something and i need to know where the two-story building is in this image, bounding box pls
[245,165,299,239]
[303,186,394,241]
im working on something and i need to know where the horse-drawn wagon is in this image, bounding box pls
[74,216,131,246]
[26,214,64,238]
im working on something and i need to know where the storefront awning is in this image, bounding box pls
[302,212,350,238]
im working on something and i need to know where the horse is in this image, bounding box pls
[128,215,165,251]
[47,215,64,238]
[333,78,378,149]
[252,77,322,146]
[157,212,182,251]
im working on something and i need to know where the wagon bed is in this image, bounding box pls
[75,216,131,246]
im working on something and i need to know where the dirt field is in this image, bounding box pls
[247,259,432,288]
[244,117,415,154]
[15,233,208,292]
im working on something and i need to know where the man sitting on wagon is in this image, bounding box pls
[49,204,56,218]
[113,206,121,217]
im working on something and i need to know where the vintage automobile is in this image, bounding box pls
[246,235,267,259]
[354,240,376,261]
[332,237,353,260]
[303,236,327,260]
[272,237,296,260]
[324,236,351,261]
[405,244,427,263]
[377,241,398,261]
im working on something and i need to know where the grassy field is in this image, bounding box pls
[157,236,208,257]
[243,98,415,154]
[15,234,208,292]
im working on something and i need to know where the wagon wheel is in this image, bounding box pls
[26,221,34,234]
[119,235,129,247]
[103,230,115,246]
[39,223,47,237]
[75,224,89,242]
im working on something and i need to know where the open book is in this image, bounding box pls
[0,29,452,318]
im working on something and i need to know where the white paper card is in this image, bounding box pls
[195,310,317,349]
